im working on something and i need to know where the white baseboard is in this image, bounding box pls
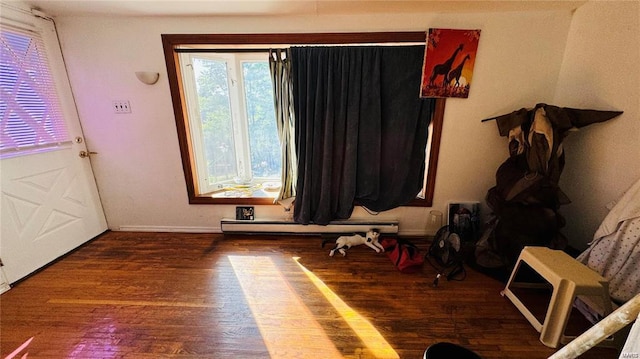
[115,222,432,237]
[221,218,399,235]
[117,225,222,233]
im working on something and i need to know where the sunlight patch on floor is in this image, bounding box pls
[228,255,344,358]
[293,257,400,359]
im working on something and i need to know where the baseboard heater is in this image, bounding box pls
[220,218,399,235]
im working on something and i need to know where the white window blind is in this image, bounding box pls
[0,24,69,157]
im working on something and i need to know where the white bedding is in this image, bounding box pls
[577,177,640,303]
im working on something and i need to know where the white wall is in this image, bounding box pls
[51,9,574,235]
[554,0,640,249]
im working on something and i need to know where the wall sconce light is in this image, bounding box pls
[135,71,160,85]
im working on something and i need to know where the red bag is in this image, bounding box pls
[381,238,424,274]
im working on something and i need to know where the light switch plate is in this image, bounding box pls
[113,100,131,114]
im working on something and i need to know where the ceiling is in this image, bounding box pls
[18,0,586,17]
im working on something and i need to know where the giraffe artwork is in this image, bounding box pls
[447,54,471,87]
[421,28,481,98]
[428,43,463,87]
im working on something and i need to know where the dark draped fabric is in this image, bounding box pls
[291,45,435,225]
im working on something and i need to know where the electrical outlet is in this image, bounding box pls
[113,100,131,114]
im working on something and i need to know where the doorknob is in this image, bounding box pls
[79,150,97,158]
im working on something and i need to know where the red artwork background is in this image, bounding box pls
[420,28,481,98]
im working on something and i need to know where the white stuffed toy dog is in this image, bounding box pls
[324,229,384,257]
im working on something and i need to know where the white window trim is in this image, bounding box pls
[228,55,251,184]
[179,51,274,194]
[179,52,210,193]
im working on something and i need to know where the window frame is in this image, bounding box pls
[162,32,445,206]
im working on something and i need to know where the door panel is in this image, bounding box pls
[1,146,107,282]
[0,4,107,284]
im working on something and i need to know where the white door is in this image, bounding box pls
[0,4,107,284]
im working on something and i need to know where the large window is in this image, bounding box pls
[163,33,445,205]
[179,52,280,196]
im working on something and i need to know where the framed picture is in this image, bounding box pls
[235,206,255,220]
[420,28,481,98]
[447,202,480,242]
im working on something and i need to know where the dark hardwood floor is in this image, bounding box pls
[1,231,620,358]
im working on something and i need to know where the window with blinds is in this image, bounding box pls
[0,24,69,158]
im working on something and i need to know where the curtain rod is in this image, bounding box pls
[174,48,281,53]
[174,43,425,53]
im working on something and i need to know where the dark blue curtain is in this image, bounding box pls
[291,45,435,225]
